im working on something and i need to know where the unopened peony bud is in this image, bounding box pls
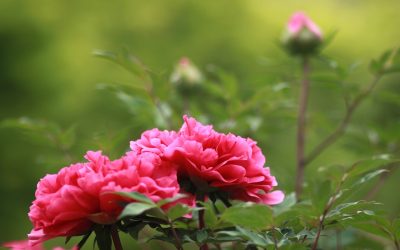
[282,12,323,55]
[170,57,203,87]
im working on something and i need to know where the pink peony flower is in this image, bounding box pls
[129,128,178,156]
[163,116,284,205]
[287,12,322,39]
[3,240,77,250]
[28,151,180,245]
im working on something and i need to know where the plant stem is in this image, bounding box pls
[111,225,123,250]
[336,229,342,250]
[169,220,183,250]
[304,75,382,166]
[77,231,92,249]
[295,56,311,200]
[312,172,347,250]
[395,238,400,250]
[196,193,209,250]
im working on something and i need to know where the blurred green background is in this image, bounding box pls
[1,0,400,248]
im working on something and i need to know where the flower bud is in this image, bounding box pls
[170,57,203,87]
[282,12,323,55]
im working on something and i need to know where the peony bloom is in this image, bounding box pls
[162,116,284,205]
[28,151,180,245]
[282,11,322,55]
[130,128,178,156]
[2,240,77,250]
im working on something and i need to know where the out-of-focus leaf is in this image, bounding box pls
[114,191,155,205]
[272,192,296,216]
[326,200,380,220]
[59,124,76,149]
[350,222,392,240]
[213,230,242,242]
[145,207,168,221]
[203,80,226,99]
[115,91,150,114]
[156,193,190,207]
[350,169,388,188]
[369,48,400,75]
[393,218,400,240]
[126,222,147,240]
[236,226,269,247]
[203,202,218,229]
[279,244,309,250]
[220,202,273,230]
[218,70,238,99]
[93,49,150,80]
[311,180,332,211]
[347,156,399,178]
[196,229,208,243]
[118,202,156,219]
[166,204,191,221]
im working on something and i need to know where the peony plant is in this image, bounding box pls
[5,116,283,250]
[3,10,400,250]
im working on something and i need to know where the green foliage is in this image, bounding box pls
[2,7,400,247]
[219,203,273,230]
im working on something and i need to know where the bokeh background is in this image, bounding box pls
[1,0,400,248]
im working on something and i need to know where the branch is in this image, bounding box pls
[304,74,382,166]
[311,172,347,250]
[295,56,311,199]
[111,225,123,250]
[196,194,209,250]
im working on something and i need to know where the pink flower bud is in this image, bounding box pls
[282,12,323,55]
[287,12,322,39]
[170,57,203,86]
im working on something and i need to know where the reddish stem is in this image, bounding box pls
[111,225,123,250]
[196,193,209,250]
[295,56,310,200]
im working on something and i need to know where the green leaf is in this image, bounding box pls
[220,202,273,230]
[166,204,191,221]
[114,191,155,205]
[350,222,392,240]
[59,124,76,149]
[347,157,399,178]
[213,230,243,242]
[236,226,269,247]
[369,48,400,75]
[218,70,238,99]
[127,222,147,240]
[350,169,388,188]
[279,244,309,250]
[118,202,156,219]
[326,200,380,220]
[156,193,189,207]
[93,49,149,78]
[392,218,400,240]
[145,207,168,221]
[196,229,208,243]
[272,192,296,216]
[311,180,332,211]
[203,202,218,229]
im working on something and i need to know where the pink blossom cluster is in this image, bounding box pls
[5,116,283,249]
